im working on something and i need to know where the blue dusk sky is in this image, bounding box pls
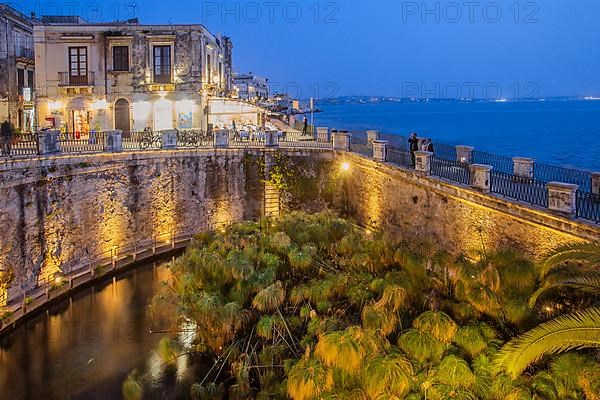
[9,0,600,98]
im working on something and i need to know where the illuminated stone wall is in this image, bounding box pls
[340,154,600,259]
[2,149,598,304]
[0,149,327,302]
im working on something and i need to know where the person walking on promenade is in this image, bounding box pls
[1,120,14,157]
[302,116,308,136]
[408,132,419,167]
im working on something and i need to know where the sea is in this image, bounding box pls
[313,100,600,171]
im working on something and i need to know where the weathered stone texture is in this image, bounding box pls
[341,154,600,259]
[0,150,281,300]
[2,150,599,304]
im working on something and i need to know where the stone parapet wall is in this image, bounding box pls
[0,149,327,302]
[340,154,600,258]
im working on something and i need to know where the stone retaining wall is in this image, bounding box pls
[1,149,599,307]
[0,149,327,303]
[340,153,600,258]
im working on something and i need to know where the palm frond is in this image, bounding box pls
[434,355,476,389]
[315,329,364,374]
[287,355,334,400]
[494,308,600,378]
[455,325,488,359]
[540,242,600,278]
[412,311,458,344]
[360,352,413,398]
[528,273,600,308]
[252,281,285,312]
[398,329,445,364]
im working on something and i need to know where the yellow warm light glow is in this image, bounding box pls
[95,186,128,260]
[54,276,63,284]
[154,98,172,109]
[91,99,108,110]
[341,162,351,171]
[48,100,62,111]
[176,100,195,113]
[39,253,62,287]
[149,175,177,240]
[365,178,383,230]
[132,101,151,120]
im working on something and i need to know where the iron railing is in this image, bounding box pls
[177,129,213,148]
[431,157,471,185]
[15,46,34,59]
[350,135,373,157]
[535,163,592,193]
[123,131,161,150]
[386,145,413,168]
[0,129,332,159]
[490,171,549,208]
[380,133,406,149]
[58,71,95,86]
[229,130,267,147]
[432,142,457,161]
[59,132,107,153]
[3,134,39,157]
[473,150,514,174]
[576,191,600,223]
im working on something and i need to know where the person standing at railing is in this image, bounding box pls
[1,120,14,157]
[422,138,434,154]
[302,116,308,136]
[408,132,419,167]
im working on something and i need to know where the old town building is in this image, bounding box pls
[34,17,233,135]
[232,73,269,101]
[0,4,35,132]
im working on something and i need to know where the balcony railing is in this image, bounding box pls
[15,47,34,59]
[58,71,95,87]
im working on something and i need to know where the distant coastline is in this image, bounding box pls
[312,99,600,171]
[314,95,600,106]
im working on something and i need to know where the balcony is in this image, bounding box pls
[58,72,95,87]
[15,47,34,60]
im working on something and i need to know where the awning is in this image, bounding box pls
[66,97,91,111]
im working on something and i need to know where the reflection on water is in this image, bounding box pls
[0,261,196,400]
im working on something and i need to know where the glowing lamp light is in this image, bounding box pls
[341,162,351,171]
[48,100,62,111]
[176,99,195,113]
[54,277,62,284]
[132,101,151,120]
[91,99,108,110]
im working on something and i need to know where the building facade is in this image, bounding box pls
[34,18,232,135]
[232,73,268,101]
[0,4,35,133]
